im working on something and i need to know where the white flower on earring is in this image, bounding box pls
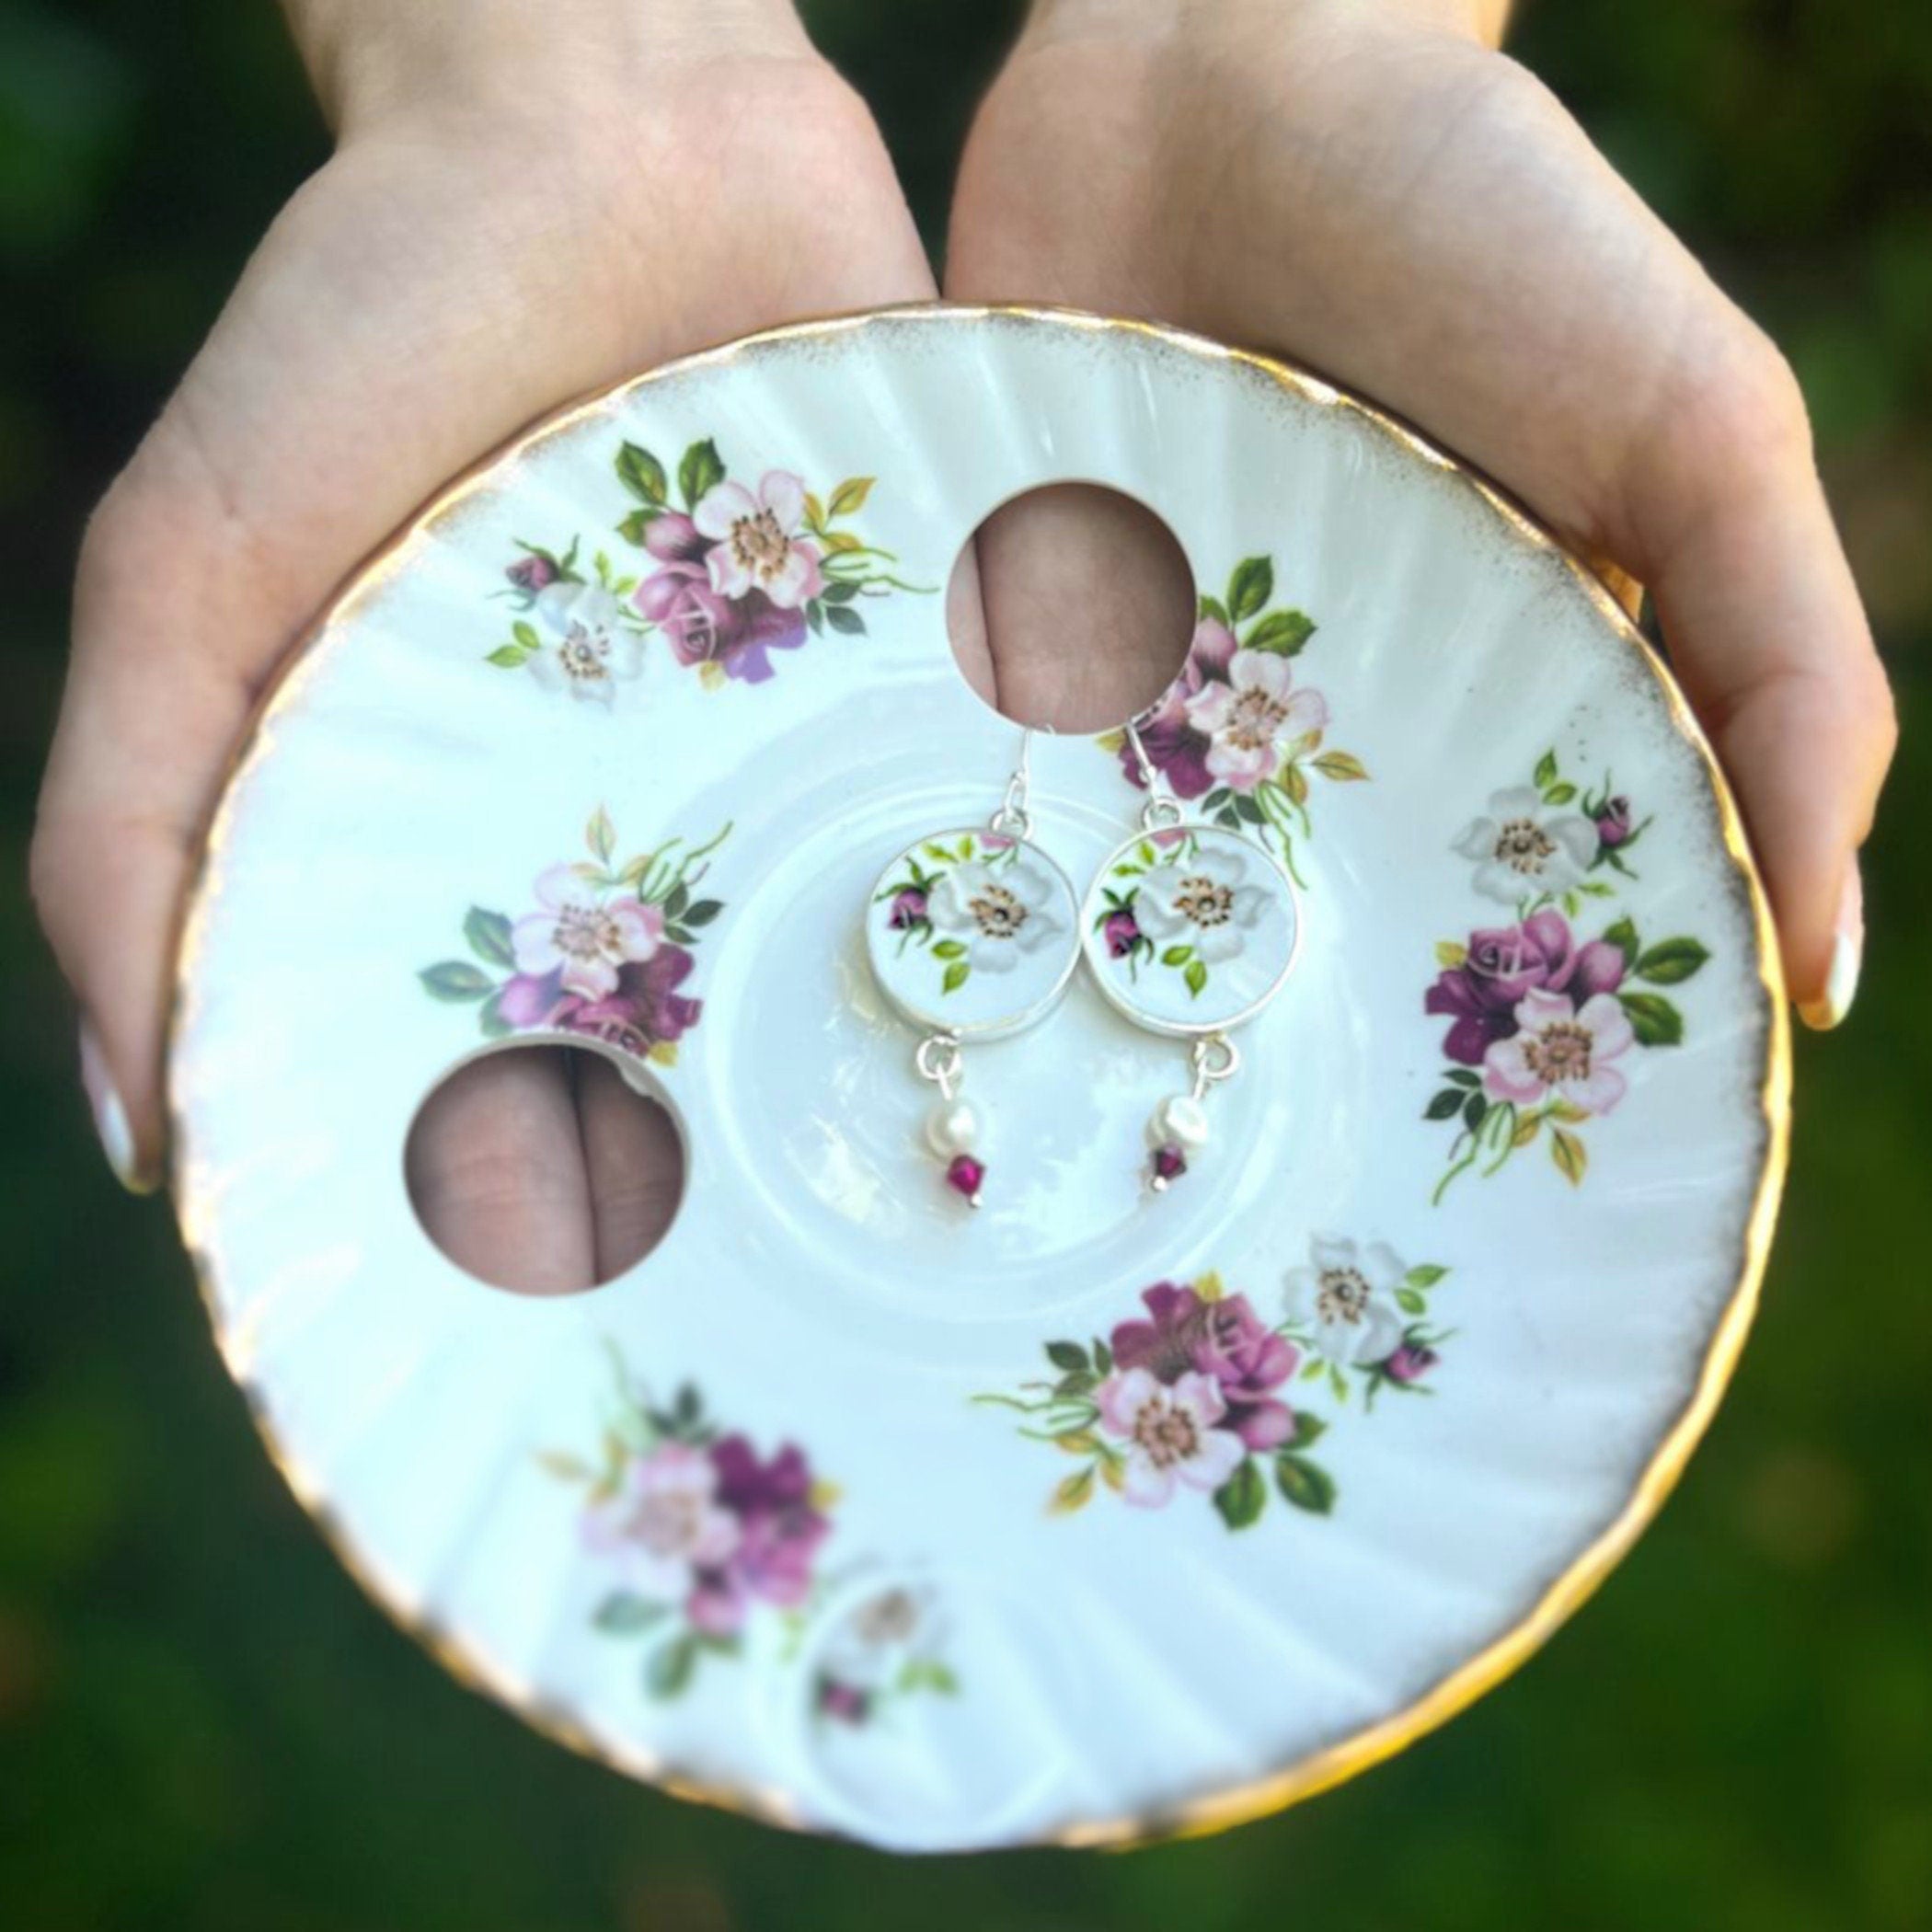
[926,857,1066,973]
[1131,844,1265,964]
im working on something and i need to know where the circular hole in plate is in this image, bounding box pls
[946,483,1196,731]
[405,1041,685,1294]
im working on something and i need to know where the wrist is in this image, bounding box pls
[284,0,814,135]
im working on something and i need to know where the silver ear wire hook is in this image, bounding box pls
[1123,715,1183,831]
[990,725,1039,840]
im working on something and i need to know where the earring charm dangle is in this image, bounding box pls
[866,731,1081,1207]
[1081,720,1301,1192]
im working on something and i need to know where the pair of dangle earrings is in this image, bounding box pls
[865,723,1301,1206]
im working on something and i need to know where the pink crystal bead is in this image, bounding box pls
[1149,1143,1188,1190]
[944,1153,985,1206]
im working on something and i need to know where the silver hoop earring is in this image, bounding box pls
[866,731,1080,1207]
[1080,719,1301,1191]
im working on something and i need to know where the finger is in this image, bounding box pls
[970,485,1197,731]
[33,73,937,1190]
[573,1054,684,1282]
[405,1048,595,1294]
[1637,374,1892,1025]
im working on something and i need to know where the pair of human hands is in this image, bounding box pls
[35,0,1893,1287]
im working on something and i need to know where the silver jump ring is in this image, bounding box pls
[1190,1033,1239,1098]
[914,1032,964,1098]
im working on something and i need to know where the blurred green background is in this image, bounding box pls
[2,2,1927,1926]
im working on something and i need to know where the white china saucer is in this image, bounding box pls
[169,305,1787,1851]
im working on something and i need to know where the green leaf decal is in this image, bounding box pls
[1618,989,1685,1046]
[941,960,970,995]
[1244,607,1317,655]
[419,961,493,1002]
[827,476,875,517]
[1534,749,1558,788]
[587,805,615,865]
[615,442,668,504]
[593,1593,669,1634]
[1045,1340,1090,1374]
[824,604,867,636]
[1183,959,1209,997]
[1312,750,1369,781]
[1226,555,1274,624]
[646,1633,698,1699]
[1275,1454,1337,1514]
[1213,1457,1268,1530]
[677,438,725,510]
[1634,937,1710,984]
[463,906,515,969]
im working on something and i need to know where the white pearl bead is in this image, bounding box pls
[924,1098,982,1157]
[1148,1094,1210,1149]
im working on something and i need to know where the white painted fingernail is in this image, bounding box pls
[1798,863,1864,1032]
[79,1021,157,1194]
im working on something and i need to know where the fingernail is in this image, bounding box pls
[79,1020,158,1194]
[1798,862,1864,1032]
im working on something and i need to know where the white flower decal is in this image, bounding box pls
[1184,647,1329,789]
[1452,786,1599,903]
[692,469,823,609]
[527,581,644,706]
[926,856,1067,974]
[512,863,662,998]
[1132,843,1266,964]
[1283,1236,1407,1367]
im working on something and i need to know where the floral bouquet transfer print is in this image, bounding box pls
[419,809,727,1065]
[977,1259,1451,1530]
[1424,748,1708,1198]
[489,438,928,701]
[1106,553,1368,881]
[542,1351,837,1701]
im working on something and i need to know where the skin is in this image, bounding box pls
[32,0,1895,1287]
